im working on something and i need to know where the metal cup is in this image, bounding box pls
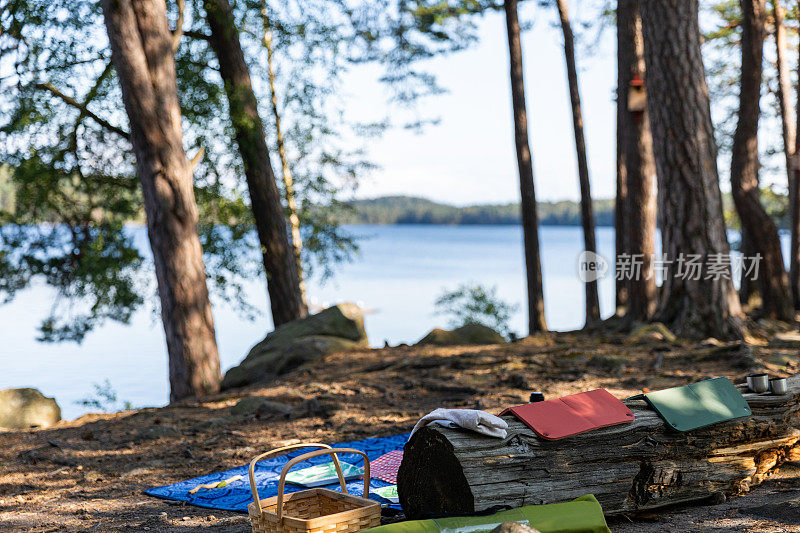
[770,377,788,395]
[747,373,770,393]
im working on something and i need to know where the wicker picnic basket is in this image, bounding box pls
[247,443,381,533]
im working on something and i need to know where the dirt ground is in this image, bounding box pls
[2,329,800,532]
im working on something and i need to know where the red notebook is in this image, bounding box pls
[501,389,634,440]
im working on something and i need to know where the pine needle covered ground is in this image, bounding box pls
[2,329,800,531]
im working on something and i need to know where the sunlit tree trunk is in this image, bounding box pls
[640,0,744,339]
[786,0,800,309]
[554,0,600,326]
[261,12,307,308]
[614,134,628,315]
[617,0,657,322]
[730,0,792,320]
[773,0,795,193]
[504,0,547,333]
[203,0,308,326]
[101,0,221,400]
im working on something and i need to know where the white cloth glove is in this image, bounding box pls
[410,408,508,439]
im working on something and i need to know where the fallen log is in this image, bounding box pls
[397,377,800,518]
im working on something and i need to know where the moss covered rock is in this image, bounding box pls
[222,304,369,390]
[625,322,677,344]
[416,323,505,346]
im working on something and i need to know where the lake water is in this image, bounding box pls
[0,224,764,419]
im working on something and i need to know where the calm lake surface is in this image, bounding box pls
[0,224,767,419]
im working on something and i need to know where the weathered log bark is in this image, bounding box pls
[101,0,221,400]
[398,377,800,518]
[504,0,547,334]
[639,0,744,339]
[203,0,308,327]
[617,0,657,322]
[730,0,793,321]
[554,0,600,326]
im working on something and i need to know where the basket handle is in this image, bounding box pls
[248,443,340,515]
[276,447,371,520]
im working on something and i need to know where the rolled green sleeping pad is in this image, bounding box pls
[365,495,611,533]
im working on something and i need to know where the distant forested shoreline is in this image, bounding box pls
[1,165,787,230]
[336,194,789,229]
[336,196,617,226]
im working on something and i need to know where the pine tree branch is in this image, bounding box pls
[172,0,186,52]
[34,82,130,141]
[189,147,205,170]
[69,61,115,149]
[183,30,212,41]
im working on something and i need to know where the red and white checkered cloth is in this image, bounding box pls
[366,450,403,484]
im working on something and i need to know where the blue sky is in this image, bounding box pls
[344,4,618,205]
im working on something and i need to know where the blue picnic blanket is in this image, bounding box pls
[144,433,409,512]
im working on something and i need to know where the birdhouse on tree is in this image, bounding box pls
[628,73,647,114]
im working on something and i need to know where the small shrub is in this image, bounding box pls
[434,282,519,338]
[75,379,134,412]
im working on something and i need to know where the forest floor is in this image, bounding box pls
[2,327,800,532]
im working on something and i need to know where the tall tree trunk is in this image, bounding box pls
[730,0,793,320]
[614,128,628,315]
[261,12,307,308]
[639,0,744,339]
[732,1,761,311]
[554,0,601,326]
[739,229,756,306]
[203,0,307,327]
[101,0,221,400]
[773,0,796,193]
[504,0,547,334]
[787,0,800,309]
[617,0,657,322]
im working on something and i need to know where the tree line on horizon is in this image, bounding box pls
[2,0,800,401]
[1,168,790,229]
[330,192,791,229]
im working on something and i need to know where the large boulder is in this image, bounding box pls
[221,303,369,389]
[0,388,61,430]
[416,323,506,346]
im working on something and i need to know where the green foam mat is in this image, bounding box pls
[365,495,611,533]
[628,376,751,432]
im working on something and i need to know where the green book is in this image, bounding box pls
[285,461,363,488]
[374,485,399,503]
